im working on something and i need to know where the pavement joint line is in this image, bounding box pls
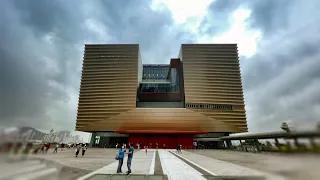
[181,151,286,180]
[77,165,111,180]
[154,151,164,175]
[170,150,217,176]
[148,150,156,175]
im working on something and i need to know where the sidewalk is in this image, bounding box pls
[76,149,289,180]
[78,149,156,180]
[158,150,205,180]
[173,150,286,180]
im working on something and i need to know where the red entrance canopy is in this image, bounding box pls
[115,130,207,134]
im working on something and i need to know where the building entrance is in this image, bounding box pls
[128,134,194,149]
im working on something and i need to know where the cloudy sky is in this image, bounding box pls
[1,0,320,139]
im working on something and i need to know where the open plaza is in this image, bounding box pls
[1,148,319,180]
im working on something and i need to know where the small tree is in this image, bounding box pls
[266,141,273,151]
[244,139,256,145]
[317,122,320,131]
[281,122,290,132]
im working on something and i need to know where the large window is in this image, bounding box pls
[142,65,169,80]
[170,68,179,92]
[140,65,180,92]
[140,83,171,92]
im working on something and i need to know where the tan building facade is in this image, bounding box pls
[76,44,141,131]
[180,44,247,132]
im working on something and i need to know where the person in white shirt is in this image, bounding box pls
[53,144,59,153]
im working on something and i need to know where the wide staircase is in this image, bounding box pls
[0,159,58,180]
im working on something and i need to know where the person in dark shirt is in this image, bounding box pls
[82,144,87,156]
[75,144,81,157]
[125,143,134,175]
[176,144,182,154]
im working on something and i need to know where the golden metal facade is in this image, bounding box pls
[84,108,241,132]
[180,44,247,132]
[76,44,140,131]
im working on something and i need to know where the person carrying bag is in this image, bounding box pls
[116,145,126,173]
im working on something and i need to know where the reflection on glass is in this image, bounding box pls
[140,65,180,93]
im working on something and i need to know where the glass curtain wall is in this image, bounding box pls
[140,65,180,92]
[143,66,169,82]
[140,83,171,92]
[170,68,179,92]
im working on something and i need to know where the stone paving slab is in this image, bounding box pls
[158,150,205,180]
[86,174,167,180]
[29,148,118,171]
[25,148,316,180]
[175,150,285,180]
[188,150,320,180]
[78,149,155,180]
[0,159,58,180]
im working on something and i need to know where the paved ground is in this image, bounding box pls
[188,149,320,180]
[2,148,319,180]
[0,148,114,180]
[0,153,91,180]
[30,148,118,171]
[76,149,287,180]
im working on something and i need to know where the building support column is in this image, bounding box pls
[89,133,96,148]
[254,139,260,152]
[275,138,282,152]
[239,140,245,151]
[309,137,317,152]
[225,140,232,149]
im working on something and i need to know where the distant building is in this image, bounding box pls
[57,130,71,142]
[43,134,50,142]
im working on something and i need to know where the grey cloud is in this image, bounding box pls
[0,0,101,130]
[248,0,320,36]
[204,0,320,132]
[200,0,252,36]
[93,0,196,63]
[0,1,72,130]
[10,0,86,43]
[243,1,320,132]
[248,0,291,35]
[0,0,195,132]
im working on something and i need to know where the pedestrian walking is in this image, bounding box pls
[61,143,64,151]
[53,144,59,153]
[116,145,126,173]
[75,144,80,157]
[193,141,198,149]
[40,144,45,153]
[82,144,87,156]
[176,144,182,154]
[125,143,134,175]
[45,143,50,153]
